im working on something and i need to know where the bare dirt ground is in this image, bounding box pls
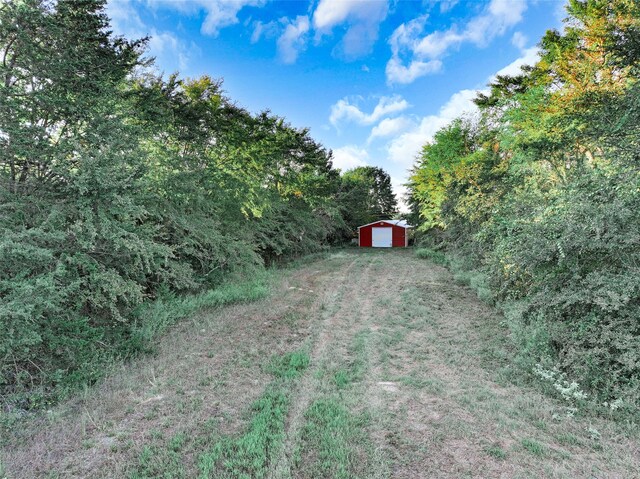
[2,249,639,478]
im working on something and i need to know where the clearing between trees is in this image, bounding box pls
[2,250,638,479]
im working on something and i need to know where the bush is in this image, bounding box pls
[415,248,447,265]
[486,168,640,409]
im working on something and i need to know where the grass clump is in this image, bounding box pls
[130,433,190,479]
[556,433,581,446]
[199,389,289,479]
[415,248,447,265]
[333,369,351,389]
[265,350,310,380]
[198,349,310,478]
[297,399,369,479]
[521,438,546,456]
[485,444,507,460]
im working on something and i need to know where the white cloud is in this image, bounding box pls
[414,30,464,58]
[106,0,198,74]
[386,89,479,166]
[368,116,415,142]
[106,0,145,32]
[553,0,570,28]
[388,14,427,56]
[313,0,387,31]
[386,118,440,167]
[439,89,481,120]
[199,0,267,36]
[277,16,310,64]
[511,31,527,50]
[143,0,267,37]
[385,57,442,85]
[492,46,539,78]
[313,0,389,59]
[330,95,410,127]
[147,31,195,72]
[331,145,369,171]
[438,0,460,13]
[386,0,528,85]
[488,0,526,25]
[391,176,409,213]
[251,20,279,43]
[313,0,354,30]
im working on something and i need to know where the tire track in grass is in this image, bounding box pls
[286,252,394,479]
[196,350,310,479]
[128,254,360,479]
[294,329,376,479]
[267,254,367,479]
[193,254,361,479]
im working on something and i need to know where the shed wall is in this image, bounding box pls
[359,222,407,248]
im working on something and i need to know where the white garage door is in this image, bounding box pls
[371,227,392,247]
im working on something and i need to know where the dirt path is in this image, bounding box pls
[2,250,639,478]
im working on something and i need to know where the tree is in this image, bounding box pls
[0,0,171,397]
[407,0,640,410]
[337,166,398,234]
[0,0,347,406]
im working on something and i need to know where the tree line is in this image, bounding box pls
[408,0,639,414]
[0,0,397,408]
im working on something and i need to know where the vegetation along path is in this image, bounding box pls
[2,250,638,478]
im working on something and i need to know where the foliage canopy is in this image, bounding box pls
[0,0,395,407]
[408,0,640,413]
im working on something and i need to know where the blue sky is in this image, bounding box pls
[106,0,567,209]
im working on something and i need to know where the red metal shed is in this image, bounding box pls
[358,220,412,248]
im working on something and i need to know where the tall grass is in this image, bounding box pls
[127,270,273,355]
[415,248,493,303]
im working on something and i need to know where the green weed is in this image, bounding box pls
[198,350,310,478]
[521,438,546,456]
[485,444,507,459]
[556,433,581,446]
[199,388,289,479]
[297,399,369,479]
[265,350,310,380]
[415,248,447,265]
[131,433,188,479]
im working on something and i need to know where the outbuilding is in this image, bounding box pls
[358,219,412,248]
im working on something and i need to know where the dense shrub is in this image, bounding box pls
[408,0,640,413]
[0,0,380,408]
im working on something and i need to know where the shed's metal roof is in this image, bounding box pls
[357,219,413,229]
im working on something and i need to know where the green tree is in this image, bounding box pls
[407,0,640,411]
[337,166,398,235]
[0,0,168,397]
[0,0,346,406]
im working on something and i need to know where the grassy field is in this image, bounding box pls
[1,249,639,478]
